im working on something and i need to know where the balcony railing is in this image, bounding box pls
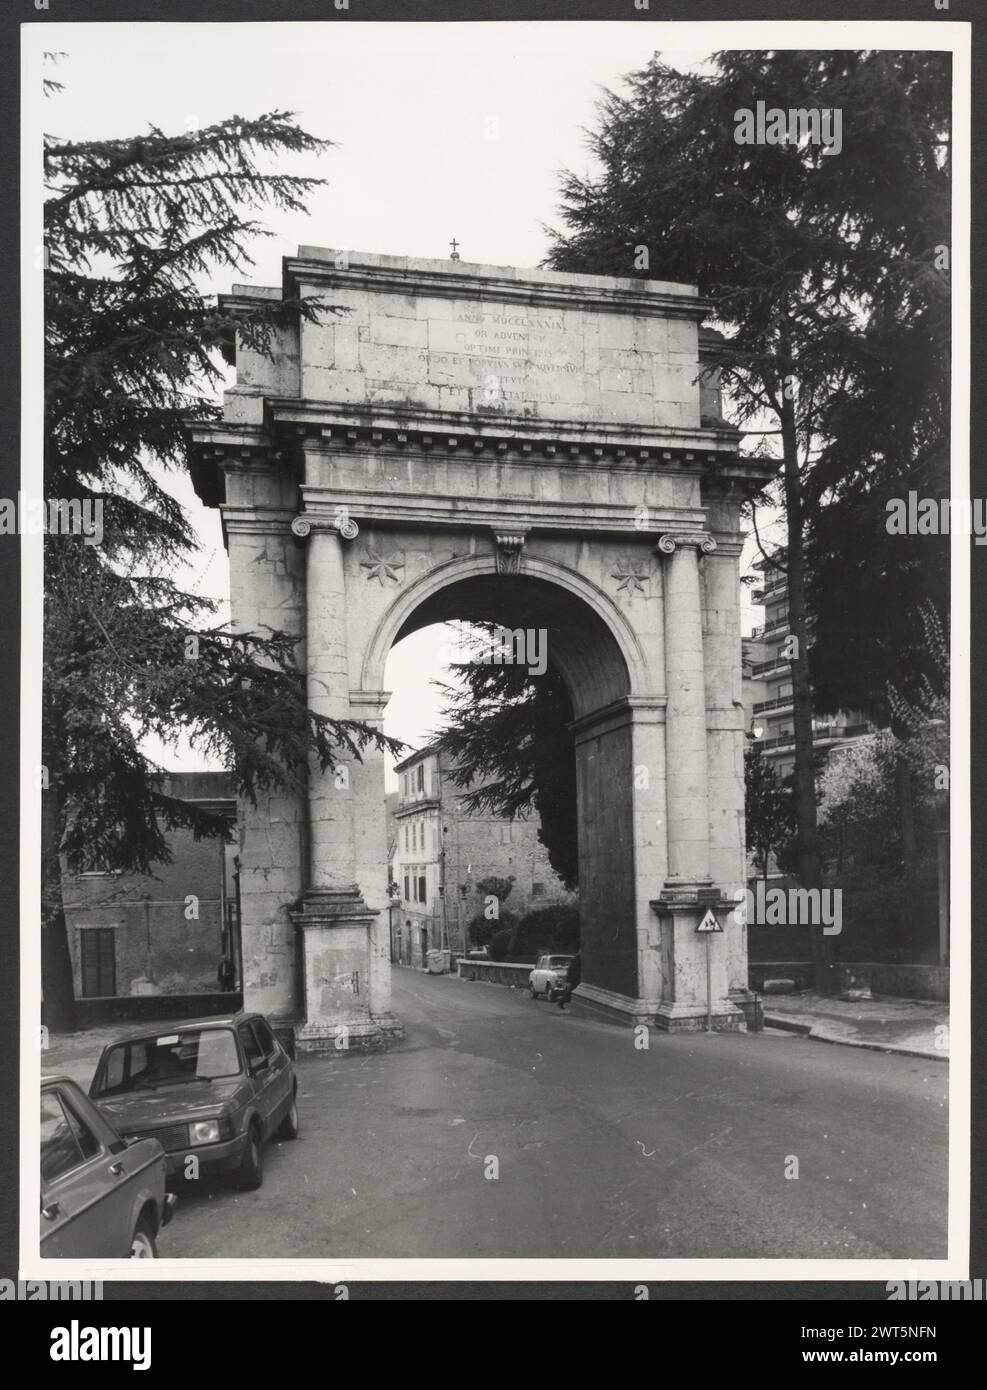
[750,655,791,676]
[757,723,871,751]
[753,695,794,714]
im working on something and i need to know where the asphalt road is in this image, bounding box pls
[162,968,948,1259]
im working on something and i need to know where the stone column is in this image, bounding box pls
[702,538,752,1009]
[651,533,743,1031]
[289,516,402,1052]
[658,534,714,885]
[303,522,355,888]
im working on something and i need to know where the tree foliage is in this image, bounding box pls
[744,742,795,878]
[544,49,949,988]
[42,106,401,1028]
[433,627,578,889]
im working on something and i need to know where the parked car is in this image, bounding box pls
[89,1011,298,1192]
[528,954,575,1000]
[41,1074,175,1258]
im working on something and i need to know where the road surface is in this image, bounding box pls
[161,968,948,1259]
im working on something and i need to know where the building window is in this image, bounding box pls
[403,874,410,902]
[418,874,427,904]
[417,764,425,793]
[79,927,116,998]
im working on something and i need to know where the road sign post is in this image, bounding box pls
[695,908,723,1033]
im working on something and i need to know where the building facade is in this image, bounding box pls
[62,772,239,1000]
[390,744,571,966]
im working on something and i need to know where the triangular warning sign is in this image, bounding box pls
[696,908,723,933]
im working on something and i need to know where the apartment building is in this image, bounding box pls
[391,744,571,966]
[743,549,873,782]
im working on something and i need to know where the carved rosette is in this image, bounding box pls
[610,558,651,597]
[360,548,405,585]
[494,532,527,576]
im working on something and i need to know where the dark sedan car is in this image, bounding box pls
[89,1012,298,1191]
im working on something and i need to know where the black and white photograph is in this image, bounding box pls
[9,4,976,1320]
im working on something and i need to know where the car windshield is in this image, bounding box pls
[92,1027,241,1097]
[548,957,573,968]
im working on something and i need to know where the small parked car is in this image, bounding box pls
[41,1074,175,1258]
[89,1011,298,1192]
[528,954,575,1000]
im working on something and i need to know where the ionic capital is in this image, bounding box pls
[655,533,717,557]
[291,513,360,541]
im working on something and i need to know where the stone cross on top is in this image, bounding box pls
[449,238,460,261]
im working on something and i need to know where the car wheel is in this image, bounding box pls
[278,1088,300,1140]
[529,984,537,998]
[129,1218,157,1259]
[236,1125,264,1191]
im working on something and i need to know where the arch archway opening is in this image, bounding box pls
[381,570,642,1002]
[390,573,631,721]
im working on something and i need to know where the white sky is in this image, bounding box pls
[30,21,779,783]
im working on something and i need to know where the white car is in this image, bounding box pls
[528,955,574,1000]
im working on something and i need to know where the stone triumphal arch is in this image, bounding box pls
[190,248,774,1048]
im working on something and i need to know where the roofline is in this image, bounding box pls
[394,743,444,773]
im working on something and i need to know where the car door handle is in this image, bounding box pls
[41,1202,61,1220]
[108,1161,125,1176]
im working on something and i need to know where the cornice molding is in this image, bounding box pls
[284,254,712,322]
[297,486,707,539]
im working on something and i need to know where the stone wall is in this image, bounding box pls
[457,959,534,988]
[748,961,949,1002]
[292,248,703,430]
[224,464,308,1024]
[63,777,234,999]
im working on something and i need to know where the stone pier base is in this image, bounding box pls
[653,1000,746,1033]
[290,886,405,1055]
[650,882,747,1033]
[570,984,660,1029]
[294,1014,404,1056]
